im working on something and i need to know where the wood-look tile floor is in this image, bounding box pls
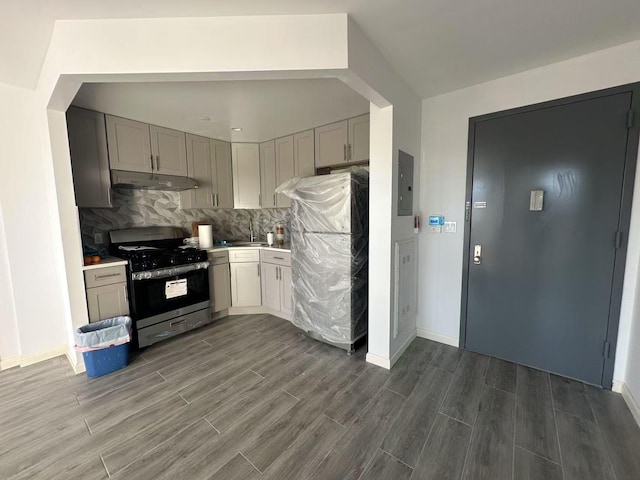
[2,314,640,479]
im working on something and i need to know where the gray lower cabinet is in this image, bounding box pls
[260,250,292,316]
[208,251,232,313]
[86,283,129,323]
[84,265,129,323]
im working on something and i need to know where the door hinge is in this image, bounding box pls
[603,340,611,358]
[615,230,623,249]
[465,201,471,222]
[628,110,634,129]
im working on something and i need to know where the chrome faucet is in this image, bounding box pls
[249,221,256,242]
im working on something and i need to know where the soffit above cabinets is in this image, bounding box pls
[71,79,369,143]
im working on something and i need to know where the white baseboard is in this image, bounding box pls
[366,352,391,370]
[619,382,640,428]
[0,356,20,370]
[228,306,291,322]
[390,329,417,368]
[19,346,67,368]
[65,346,86,375]
[612,380,623,393]
[416,328,459,347]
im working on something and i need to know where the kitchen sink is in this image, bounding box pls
[228,241,268,247]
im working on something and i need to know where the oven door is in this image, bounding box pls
[129,263,210,324]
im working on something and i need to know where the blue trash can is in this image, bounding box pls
[75,316,132,378]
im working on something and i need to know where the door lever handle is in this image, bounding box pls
[473,245,482,265]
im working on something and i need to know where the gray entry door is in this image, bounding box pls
[464,92,633,386]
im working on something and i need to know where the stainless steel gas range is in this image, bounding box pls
[109,226,212,348]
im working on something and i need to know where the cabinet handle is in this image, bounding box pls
[257,264,260,277]
[348,144,352,161]
[343,144,347,161]
[272,256,284,260]
[156,155,160,171]
[124,285,128,303]
[273,194,276,206]
[150,154,154,170]
[275,266,279,280]
[210,193,214,207]
[215,193,219,207]
[95,273,121,280]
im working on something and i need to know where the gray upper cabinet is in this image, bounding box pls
[106,115,152,173]
[348,114,370,163]
[314,114,369,168]
[232,143,261,209]
[150,125,188,176]
[260,140,277,208]
[315,120,348,168]
[181,133,213,209]
[275,135,295,208]
[293,129,315,177]
[66,107,112,208]
[212,139,233,208]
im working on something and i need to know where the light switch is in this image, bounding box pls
[429,225,442,233]
[444,222,457,233]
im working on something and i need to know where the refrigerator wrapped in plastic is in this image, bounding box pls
[276,167,369,350]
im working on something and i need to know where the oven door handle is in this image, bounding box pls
[131,262,210,281]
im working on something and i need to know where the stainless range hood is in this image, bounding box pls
[111,170,199,191]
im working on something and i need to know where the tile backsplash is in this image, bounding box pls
[79,189,291,250]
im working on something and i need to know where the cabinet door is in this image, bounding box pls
[294,129,315,178]
[67,107,112,208]
[315,120,348,168]
[211,263,232,312]
[230,262,262,307]
[86,283,129,323]
[280,265,293,315]
[260,140,276,208]
[232,143,261,209]
[106,115,152,173]
[261,262,281,311]
[275,136,294,208]
[181,134,213,209]
[212,139,233,208]
[348,114,370,163]
[150,125,188,176]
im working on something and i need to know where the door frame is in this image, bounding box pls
[459,82,640,388]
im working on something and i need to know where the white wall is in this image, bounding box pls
[0,82,68,364]
[0,204,20,367]
[419,38,640,391]
[6,14,420,371]
[345,19,422,364]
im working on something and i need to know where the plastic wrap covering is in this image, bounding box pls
[74,316,132,352]
[131,262,209,280]
[276,167,369,345]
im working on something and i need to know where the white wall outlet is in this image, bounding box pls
[429,225,442,233]
[94,232,104,244]
[444,222,457,233]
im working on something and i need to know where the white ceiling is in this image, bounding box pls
[4,1,640,97]
[72,79,369,142]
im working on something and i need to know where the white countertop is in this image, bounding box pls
[206,244,291,253]
[82,256,128,271]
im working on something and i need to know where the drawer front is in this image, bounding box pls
[208,250,229,265]
[84,265,127,288]
[138,307,212,348]
[228,249,260,263]
[261,250,291,267]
